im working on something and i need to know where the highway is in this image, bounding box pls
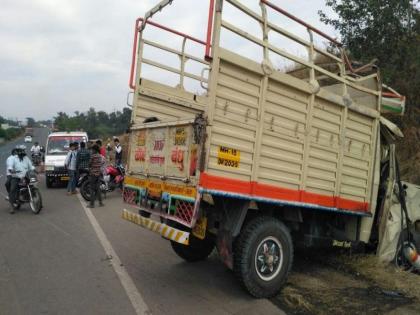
[0,128,284,315]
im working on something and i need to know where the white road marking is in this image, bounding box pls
[77,194,151,315]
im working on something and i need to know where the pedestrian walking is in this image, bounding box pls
[87,144,104,208]
[114,138,122,166]
[65,142,78,195]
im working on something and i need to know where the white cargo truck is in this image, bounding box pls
[122,0,419,297]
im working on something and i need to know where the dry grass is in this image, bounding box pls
[335,254,420,300]
[281,286,314,313]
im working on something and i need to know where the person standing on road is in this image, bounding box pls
[65,142,78,195]
[88,144,104,208]
[114,138,122,166]
[8,146,35,213]
[76,141,90,174]
[5,148,17,197]
[96,140,106,158]
[106,138,112,161]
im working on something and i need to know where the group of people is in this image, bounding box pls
[5,145,35,213]
[65,138,122,208]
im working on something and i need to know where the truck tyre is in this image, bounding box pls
[171,234,215,262]
[233,216,293,298]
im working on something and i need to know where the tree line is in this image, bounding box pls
[319,0,420,182]
[0,115,23,141]
[319,0,419,115]
[53,107,132,139]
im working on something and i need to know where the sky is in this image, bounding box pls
[0,0,337,121]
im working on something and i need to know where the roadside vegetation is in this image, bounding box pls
[0,115,23,142]
[319,0,420,183]
[53,107,132,139]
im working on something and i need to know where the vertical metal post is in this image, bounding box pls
[300,28,317,191]
[179,38,187,89]
[251,2,270,182]
[205,0,215,60]
[202,0,223,174]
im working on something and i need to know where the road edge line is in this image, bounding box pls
[77,194,151,315]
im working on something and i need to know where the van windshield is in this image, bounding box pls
[47,136,87,155]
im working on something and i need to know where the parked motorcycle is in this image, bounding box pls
[80,165,125,201]
[11,171,43,214]
[76,168,90,189]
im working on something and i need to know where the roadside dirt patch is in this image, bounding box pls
[272,250,419,315]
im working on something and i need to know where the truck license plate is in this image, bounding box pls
[61,176,70,181]
[192,217,207,240]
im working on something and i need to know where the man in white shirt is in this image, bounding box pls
[9,146,35,213]
[30,142,41,155]
[65,142,78,195]
[5,148,17,196]
[114,138,122,166]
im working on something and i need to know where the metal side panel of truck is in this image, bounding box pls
[122,0,410,298]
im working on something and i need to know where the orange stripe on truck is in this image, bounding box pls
[199,172,369,213]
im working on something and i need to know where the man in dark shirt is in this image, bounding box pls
[87,144,104,208]
[76,142,90,171]
[76,141,91,185]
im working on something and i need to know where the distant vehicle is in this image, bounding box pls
[24,135,32,143]
[25,127,34,136]
[44,131,88,188]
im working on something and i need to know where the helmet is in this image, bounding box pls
[15,144,27,155]
[35,142,39,146]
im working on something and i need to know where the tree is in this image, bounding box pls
[319,0,420,111]
[26,117,36,127]
[53,107,132,139]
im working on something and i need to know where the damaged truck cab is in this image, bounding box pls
[122,0,418,298]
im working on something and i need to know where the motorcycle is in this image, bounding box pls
[76,168,90,189]
[80,165,125,201]
[11,171,43,214]
[32,153,42,166]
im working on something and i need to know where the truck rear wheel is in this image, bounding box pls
[171,234,215,262]
[233,216,293,298]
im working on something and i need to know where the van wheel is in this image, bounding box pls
[171,234,215,262]
[233,216,293,298]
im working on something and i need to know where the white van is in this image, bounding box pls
[44,132,88,188]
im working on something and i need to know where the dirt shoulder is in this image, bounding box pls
[272,250,420,315]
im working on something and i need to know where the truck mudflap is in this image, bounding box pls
[122,209,190,245]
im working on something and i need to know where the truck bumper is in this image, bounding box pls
[122,209,190,245]
[46,170,69,181]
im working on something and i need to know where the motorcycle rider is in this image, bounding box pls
[30,142,42,164]
[8,145,35,213]
[5,148,18,198]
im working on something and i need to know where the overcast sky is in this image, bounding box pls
[0,0,337,121]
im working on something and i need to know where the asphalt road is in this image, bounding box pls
[0,128,284,315]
